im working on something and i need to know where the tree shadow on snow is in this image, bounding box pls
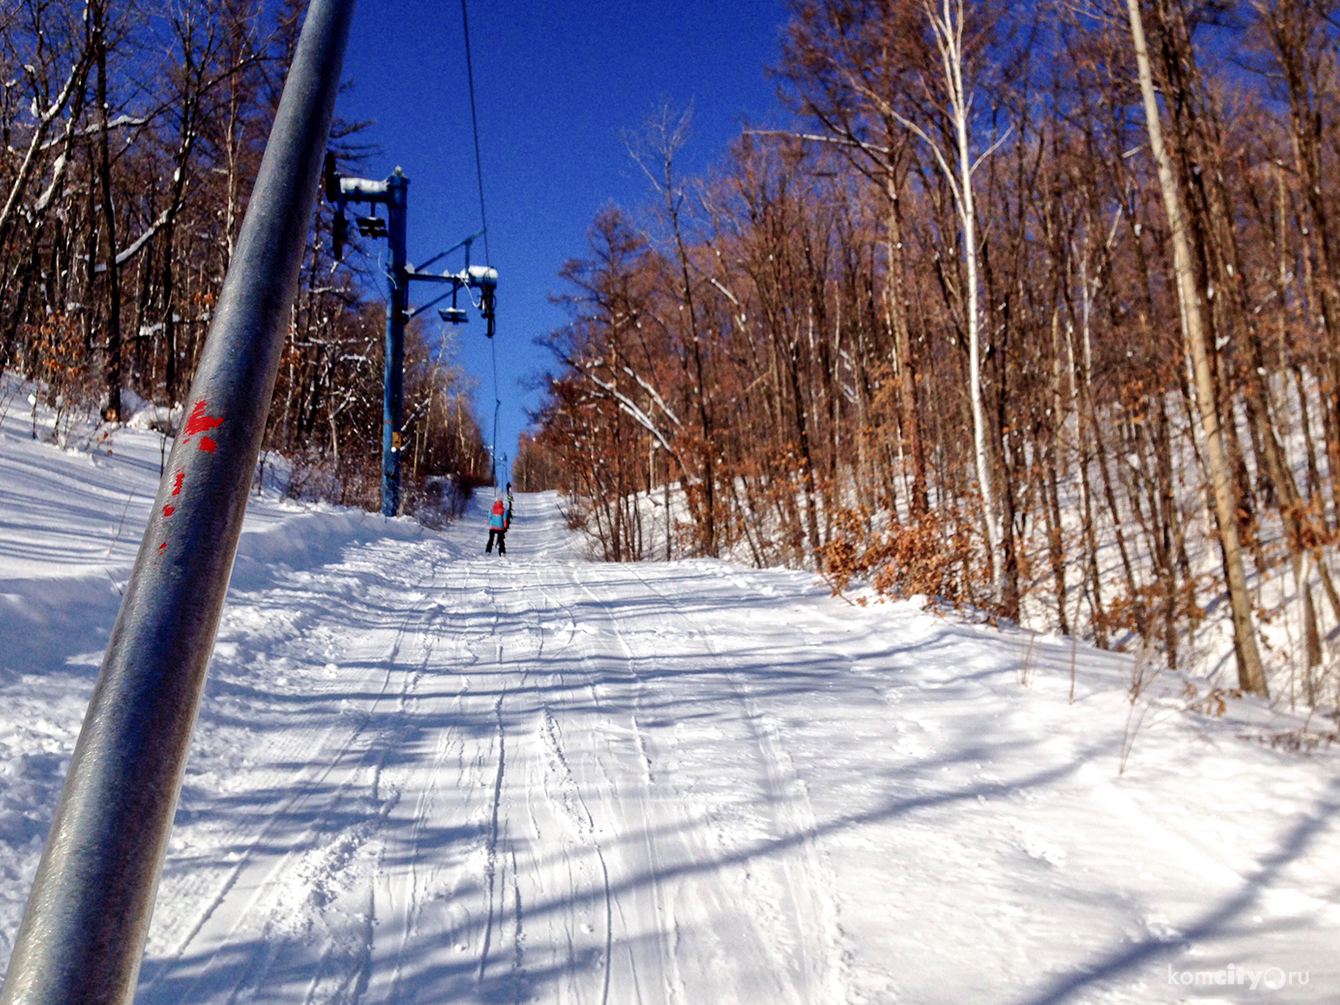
[1009,776,1340,1005]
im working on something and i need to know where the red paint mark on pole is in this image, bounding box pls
[182,400,224,451]
[162,505,175,517]
[158,542,166,552]
[171,471,184,495]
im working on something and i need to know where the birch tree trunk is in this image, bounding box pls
[916,0,1002,599]
[1125,0,1268,695]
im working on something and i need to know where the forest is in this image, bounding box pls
[0,0,490,516]
[520,0,1340,705]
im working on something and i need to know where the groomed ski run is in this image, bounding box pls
[1,405,1338,1003]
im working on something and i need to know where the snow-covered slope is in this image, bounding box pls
[1,386,1338,1003]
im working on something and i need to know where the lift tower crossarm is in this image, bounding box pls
[338,176,390,200]
[405,264,498,321]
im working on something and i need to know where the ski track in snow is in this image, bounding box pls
[2,405,1340,1002]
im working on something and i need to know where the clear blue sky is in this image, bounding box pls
[332,0,789,478]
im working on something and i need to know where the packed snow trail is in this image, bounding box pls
[127,495,852,1004]
[2,408,1340,1002]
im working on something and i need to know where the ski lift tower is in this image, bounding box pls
[323,154,496,516]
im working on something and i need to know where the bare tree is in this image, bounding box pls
[1125,0,1268,695]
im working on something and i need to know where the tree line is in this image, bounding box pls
[0,0,489,512]
[522,0,1340,705]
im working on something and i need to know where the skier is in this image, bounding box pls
[485,493,507,555]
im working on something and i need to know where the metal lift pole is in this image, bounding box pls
[0,1,355,1001]
[382,169,408,517]
[325,168,496,517]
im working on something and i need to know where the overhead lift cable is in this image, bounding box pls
[461,0,502,482]
[462,0,490,267]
